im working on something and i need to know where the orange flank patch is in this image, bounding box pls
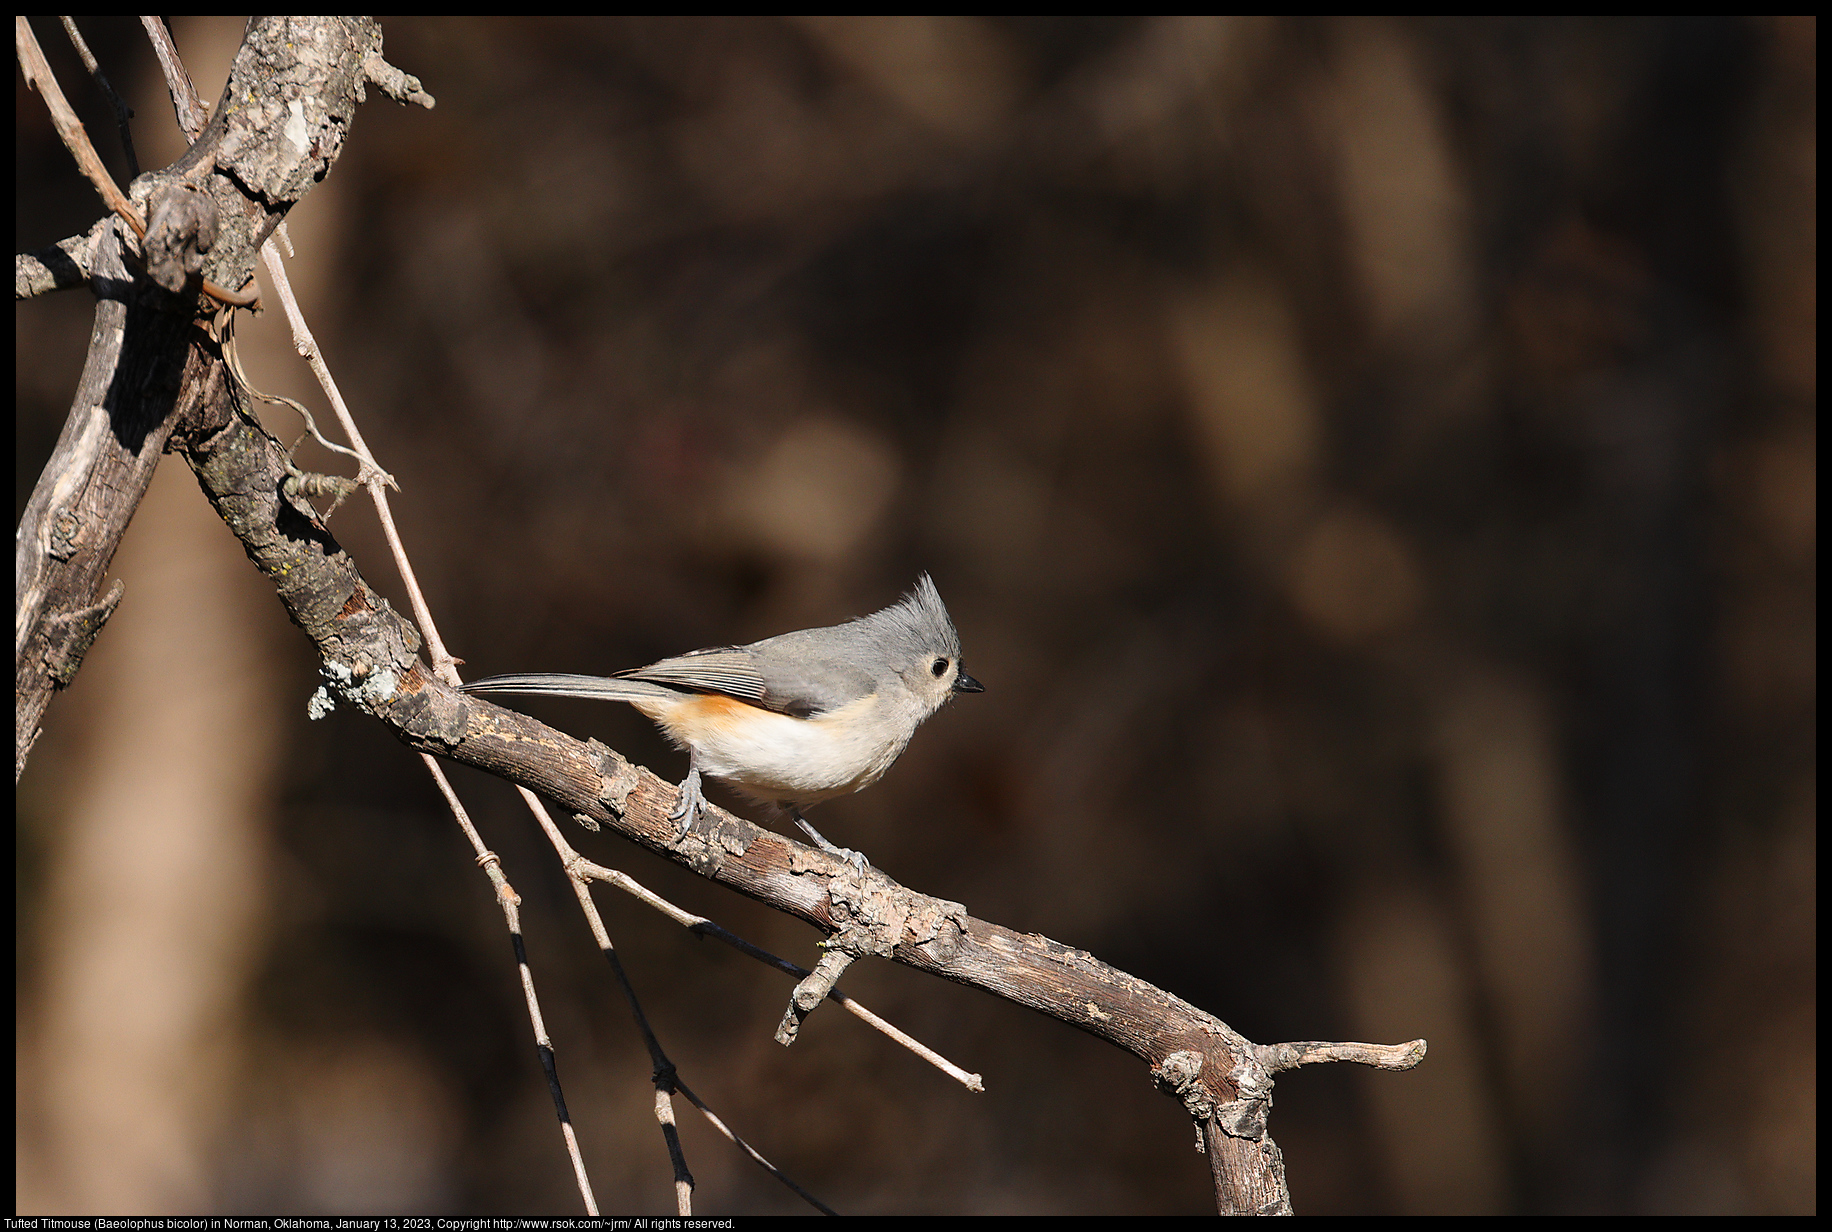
[632,691,773,746]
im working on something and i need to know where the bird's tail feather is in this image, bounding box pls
[462,672,679,702]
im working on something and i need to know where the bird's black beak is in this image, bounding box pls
[955,670,984,694]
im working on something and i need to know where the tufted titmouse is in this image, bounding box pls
[463,574,982,864]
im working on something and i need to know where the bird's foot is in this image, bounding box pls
[670,767,706,836]
[793,811,870,873]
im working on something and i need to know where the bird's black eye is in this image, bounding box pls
[931,658,949,677]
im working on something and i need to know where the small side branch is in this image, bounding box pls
[1258,1038,1428,1074]
[16,218,112,300]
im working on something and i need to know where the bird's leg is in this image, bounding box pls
[671,753,708,835]
[791,807,869,872]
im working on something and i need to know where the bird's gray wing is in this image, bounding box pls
[745,628,879,718]
[627,636,878,719]
[618,647,768,704]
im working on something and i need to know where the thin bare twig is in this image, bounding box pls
[525,791,861,1214]
[255,245,458,679]
[673,1074,839,1215]
[531,790,704,1212]
[218,310,371,476]
[139,15,207,138]
[423,758,599,1214]
[16,16,145,238]
[59,16,139,179]
[579,858,986,1090]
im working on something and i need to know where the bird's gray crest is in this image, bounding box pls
[851,572,961,659]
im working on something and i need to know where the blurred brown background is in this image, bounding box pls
[16,16,1814,1215]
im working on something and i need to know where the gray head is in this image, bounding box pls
[852,573,983,714]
